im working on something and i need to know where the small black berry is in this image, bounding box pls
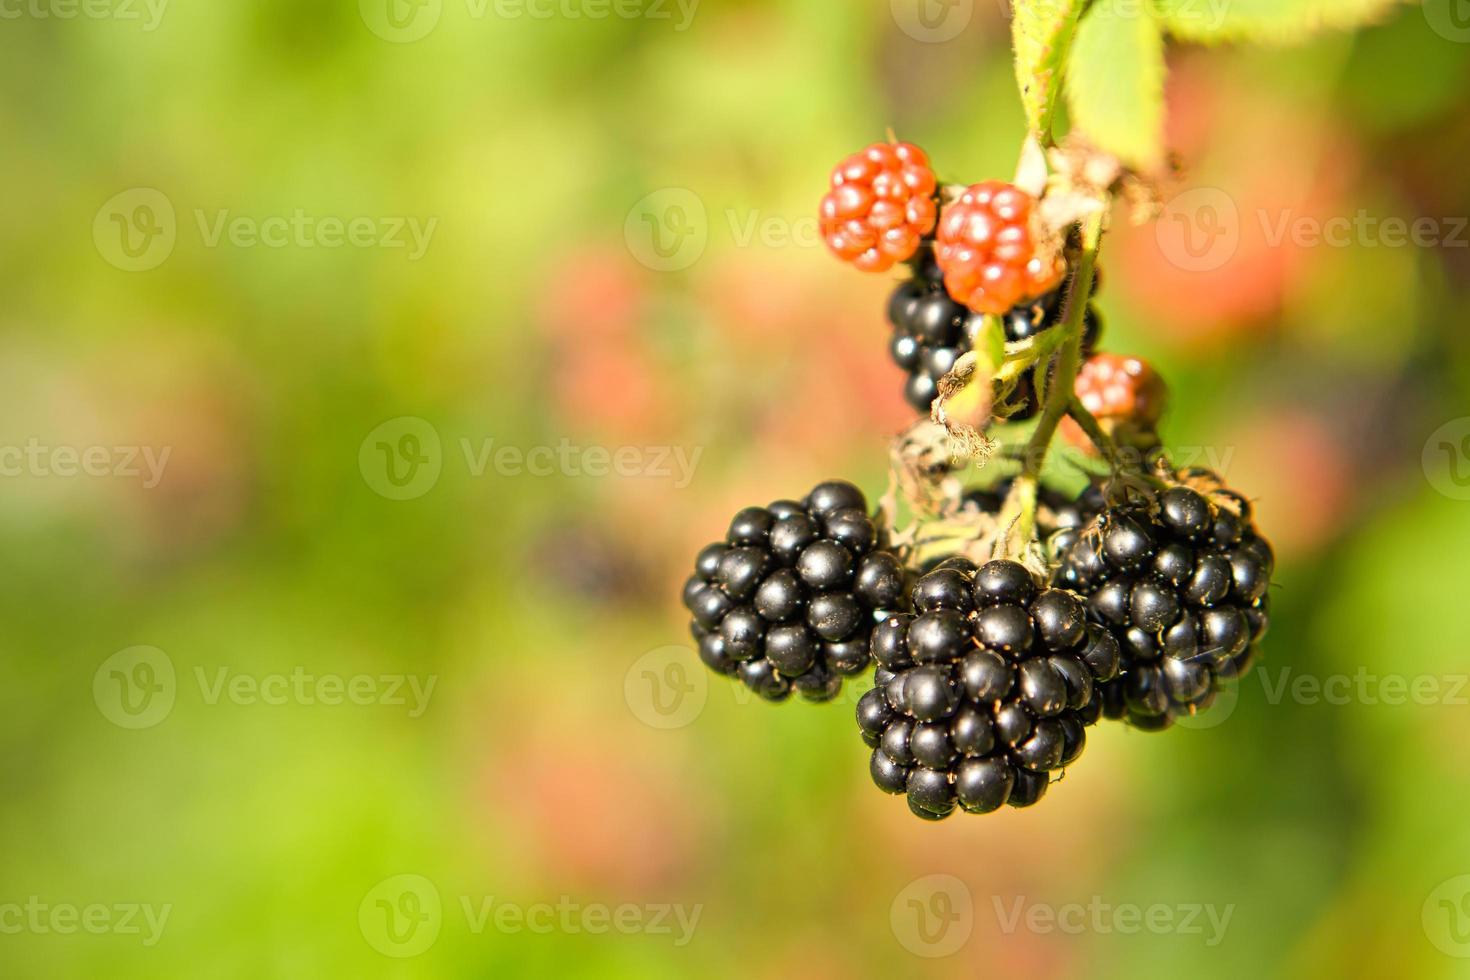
[1048,474,1273,729]
[856,560,1102,819]
[681,480,904,703]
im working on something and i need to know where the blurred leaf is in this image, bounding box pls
[1011,0,1085,139]
[1340,7,1470,129]
[979,313,1007,373]
[1152,0,1414,45]
[1067,5,1165,168]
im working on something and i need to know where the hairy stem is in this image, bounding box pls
[998,207,1107,554]
[1065,396,1121,469]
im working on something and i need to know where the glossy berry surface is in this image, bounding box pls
[934,181,1066,315]
[884,251,974,413]
[819,141,938,273]
[1052,474,1274,730]
[858,560,1116,819]
[683,481,904,703]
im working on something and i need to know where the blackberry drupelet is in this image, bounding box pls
[858,559,1120,819]
[683,480,907,703]
[1051,476,1274,729]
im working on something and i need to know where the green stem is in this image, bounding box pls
[998,207,1106,553]
[1066,396,1122,470]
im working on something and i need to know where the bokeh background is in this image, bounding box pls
[2,0,1470,976]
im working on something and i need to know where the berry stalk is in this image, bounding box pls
[1064,396,1124,470]
[999,206,1107,553]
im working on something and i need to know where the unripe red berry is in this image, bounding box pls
[1062,353,1169,456]
[934,181,1065,315]
[1074,353,1167,425]
[819,141,938,273]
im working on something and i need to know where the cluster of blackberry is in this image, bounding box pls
[670,142,1279,823]
[859,558,1119,818]
[1051,478,1273,730]
[682,481,906,703]
[677,470,1272,819]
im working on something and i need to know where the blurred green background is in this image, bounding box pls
[2,0,1470,976]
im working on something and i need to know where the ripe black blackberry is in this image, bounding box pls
[858,559,1121,819]
[887,250,1104,417]
[682,480,907,703]
[1051,476,1274,729]
[887,247,977,413]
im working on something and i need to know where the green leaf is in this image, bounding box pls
[979,314,1006,375]
[1066,4,1166,168]
[1011,0,1085,139]
[1151,0,1414,45]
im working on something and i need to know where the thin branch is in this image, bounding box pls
[997,206,1107,554]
